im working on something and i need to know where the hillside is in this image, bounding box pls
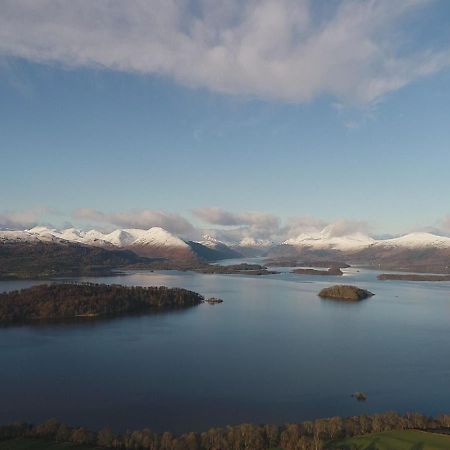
[327,429,450,449]
[0,241,148,279]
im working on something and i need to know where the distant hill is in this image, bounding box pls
[269,231,450,273]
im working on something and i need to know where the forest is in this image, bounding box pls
[0,283,204,323]
[1,411,450,450]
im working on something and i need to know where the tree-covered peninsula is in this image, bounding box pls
[0,283,204,323]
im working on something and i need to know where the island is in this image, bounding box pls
[378,273,450,281]
[293,267,343,276]
[194,263,279,276]
[0,283,204,324]
[206,297,223,305]
[352,391,368,401]
[127,261,280,275]
[318,285,374,301]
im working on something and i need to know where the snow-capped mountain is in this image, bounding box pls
[2,225,450,265]
[271,228,450,272]
[238,237,273,248]
[373,232,450,249]
[197,234,242,259]
[283,228,450,252]
[0,226,238,261]
[284,230,375,251]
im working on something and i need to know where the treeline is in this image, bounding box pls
[1,412,450,450]
[378,273,450,281]
[193,263,279,276]
[0,241,149,279]
[292,268,343,276]
[0,283,204,323]
[129,262,279,276]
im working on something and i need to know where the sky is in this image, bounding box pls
[1,0,450,242]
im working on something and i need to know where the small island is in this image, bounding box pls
[206,297,223,305]
[318,285,374,301]
[378,273,450,281]
[129,261,279,276]
[352,391,368,401]
[0,283,204,324]
[293,267,343,276]
[194,263,279,276]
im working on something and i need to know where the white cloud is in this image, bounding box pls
[73,208,195,236]
[194,209,375,243]
[439,215,450,234]
[281,216,328,237]
[0,208,49,229]
[0,0,448,104]
[322,219,371,237]
[192,207,279,229]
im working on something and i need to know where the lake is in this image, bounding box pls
[1,263,450,433]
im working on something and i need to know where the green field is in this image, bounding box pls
[0,439,93,450]
[327,430,450,449]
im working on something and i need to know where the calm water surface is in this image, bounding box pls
[1,263,450,433]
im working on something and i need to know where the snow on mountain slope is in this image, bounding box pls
[0,230,38,243]
[239,237,273,248]
[195,234,242,259]
[284,230,375,251]
[1,227,66,244]
[10,226,189,249]
[3,226,450,255]
[129,227,189,248]
[199,234,222,249]
[99,229,135,247]
[375,232,450,248]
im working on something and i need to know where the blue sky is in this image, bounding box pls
[1,0,450,240]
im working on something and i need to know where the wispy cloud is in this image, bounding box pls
[0,0,448,104]
[73,208,195,236]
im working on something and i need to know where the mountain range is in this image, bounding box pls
[274,227,450,272]
[1,225,450,271]
[0,226,241,262]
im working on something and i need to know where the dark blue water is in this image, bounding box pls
[1,265,450,433]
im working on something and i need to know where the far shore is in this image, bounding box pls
[378,273,450,281]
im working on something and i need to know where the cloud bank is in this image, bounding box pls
[0,208,49,229]
[1,0,449,104]
[73,208,195,236]
[4,207,450,242]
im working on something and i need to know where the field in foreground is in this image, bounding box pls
[327,430,450,449]
[0,439,92,450]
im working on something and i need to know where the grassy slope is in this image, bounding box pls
[0,439,93,450]
[328,430,450,449]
